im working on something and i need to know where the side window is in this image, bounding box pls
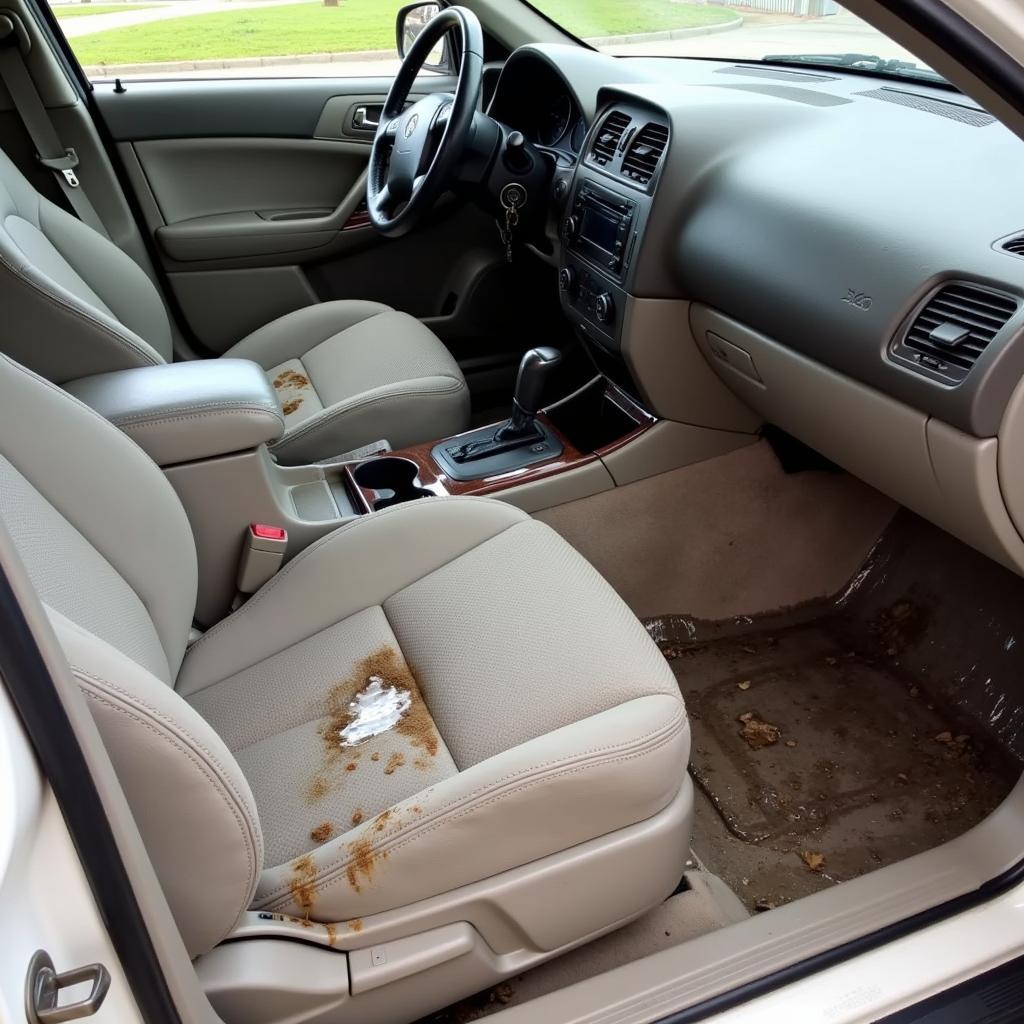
[48,0,407,82]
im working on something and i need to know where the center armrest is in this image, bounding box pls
[65,359,284,467]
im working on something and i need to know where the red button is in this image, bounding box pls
[251,524,287,541]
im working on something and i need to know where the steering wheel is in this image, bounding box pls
[367,6,484,238]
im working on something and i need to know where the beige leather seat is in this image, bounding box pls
[0,353,692,1021]
[0,147,468,463]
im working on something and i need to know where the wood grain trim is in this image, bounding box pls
[345,380,656,506]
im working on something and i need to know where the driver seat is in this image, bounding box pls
[0,145,469,463]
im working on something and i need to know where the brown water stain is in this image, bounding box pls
[351,808,365,826]
[282,397,304,416]
[324,923,338,947]
[289,855,318,919]
[348,918,364,933]
[346,835,386,893]
[384,752,405,775]
[373,809,393,833]
[310,821,334,844]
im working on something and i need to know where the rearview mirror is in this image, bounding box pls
[396,3,451,72]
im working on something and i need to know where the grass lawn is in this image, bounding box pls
[532,0,736,38]
[53,3,159,18]
[70,0,734,66]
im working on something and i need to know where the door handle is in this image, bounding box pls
[25,950,111,1024]
[352,106,380,130]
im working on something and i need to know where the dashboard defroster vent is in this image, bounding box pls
[621,122,669,185]
[589,110,630,166]
[891,283,1019,384]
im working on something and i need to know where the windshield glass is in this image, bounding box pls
[526,0,944,84]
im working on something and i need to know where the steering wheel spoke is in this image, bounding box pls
[371,183,395,219]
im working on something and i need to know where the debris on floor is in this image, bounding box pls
[677,613,1017,912]
[799,851,826,872]
[737,711,781,749]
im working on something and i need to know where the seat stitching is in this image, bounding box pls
[271,378,467,450]
[0,251,163,370]
[72,663,263,841]
[116,407,285,434]
[182,499,527,667]
[80,686,260,920]
[113,401,283,426]
[258,704,686,902]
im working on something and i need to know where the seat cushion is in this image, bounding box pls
[178,496,689,924]
[222,300,469,463]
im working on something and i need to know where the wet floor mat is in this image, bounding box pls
[673,618,1016,911]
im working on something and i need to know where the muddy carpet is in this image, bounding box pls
[668,513,1024,913]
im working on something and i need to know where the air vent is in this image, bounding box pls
[891,283,1019,383]
[590,110,630,166]
[620,122,669,186]
[1000,234,1024,258]
[856,87,996,126]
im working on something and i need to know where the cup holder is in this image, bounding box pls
[352,457,433,511]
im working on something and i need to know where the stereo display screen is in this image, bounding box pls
[580,206,619,254]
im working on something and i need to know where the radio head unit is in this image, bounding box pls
[564,180,636,280]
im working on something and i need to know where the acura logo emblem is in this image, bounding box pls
[404,114,419,138]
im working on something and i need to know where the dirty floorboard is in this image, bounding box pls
[676,615,1016,913]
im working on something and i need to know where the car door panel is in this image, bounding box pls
[91,77,524,355]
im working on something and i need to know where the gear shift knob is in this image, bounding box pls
[514,346,562,415]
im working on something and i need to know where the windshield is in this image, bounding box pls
[526,0,945,85]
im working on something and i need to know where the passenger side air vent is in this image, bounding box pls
[890,283,1019,384]
[589,110,630,166]
[1000,234,1024,258]
[620,122,669,186]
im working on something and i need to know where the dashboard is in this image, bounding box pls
[487,43,1024,580]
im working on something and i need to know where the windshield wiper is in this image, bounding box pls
[762,52,951,86]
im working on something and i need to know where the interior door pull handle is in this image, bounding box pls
[353,106,380,129]
[25,950,111,1024]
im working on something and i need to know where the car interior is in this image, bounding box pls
[1,0,1024,1021]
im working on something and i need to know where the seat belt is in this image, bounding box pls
[0,15,109,238]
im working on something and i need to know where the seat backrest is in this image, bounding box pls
[0,146,172,383]
[0,354,263,955]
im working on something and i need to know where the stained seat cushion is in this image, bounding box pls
[177,497,689,924]
[222,300,469,463]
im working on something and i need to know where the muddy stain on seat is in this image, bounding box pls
[274,369,311,390]
[306,646,440,801]
[310,821,334,844]
[346,835,387,893]
[351,808,365,826]
[288,855,318,919]
[324,922,338,947]
[281,397,304,416]
[348,918,364,933]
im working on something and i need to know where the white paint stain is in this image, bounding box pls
[337,676,411,747]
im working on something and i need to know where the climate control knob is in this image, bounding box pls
[563,215,579,240]
[594,292,615,324]
[558,267,577,294]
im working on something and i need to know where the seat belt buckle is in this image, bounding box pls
[38,147,80,185]
[237,523,288,594]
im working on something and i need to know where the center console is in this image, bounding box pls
[558,102,669,354]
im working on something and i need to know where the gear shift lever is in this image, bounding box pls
[495,347,563,441]
[448,346,563,464]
